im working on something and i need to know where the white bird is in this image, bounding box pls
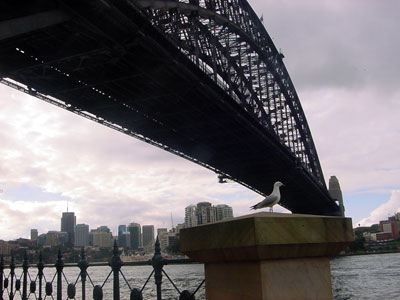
[250,181,285,212]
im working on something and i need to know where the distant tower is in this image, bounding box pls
[75,224,89,247]
[118,225,127,236]
[196,202,217,225]
[216,204,233,221]
[61,212,76,247]
[157,228,168,253]
[142,225,155,248]
[184,205,198,228]
[31,229,38,241]
[328,176,345,217]
[127,222,141,250]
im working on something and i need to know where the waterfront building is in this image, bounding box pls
[128,222,141,250]
[89,229,96,246]
[185,203,233,228]
[45,231,59,247]
[379,219,400,239]
[375,232,394,241]
[30,229,38,241]
[98,225,111,233]
[45,231,68,247]
[92,230,113,248]
[37,234,46,247]
[0,240,14,255]
[118,225,127,235]
[157,228,168,253]
[59,232,69,245]
[167,231,177,247]
[118,224,127,247]
[175,223,185,234]
[328,176,345,216]
[61,212,76,247]
[142,225,155,248]
[216,204,233,221]
[119,231,131,248]
[184,205,197,228]
[75,224,89,247]
[196,202,217,225]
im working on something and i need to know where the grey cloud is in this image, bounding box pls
[251,0,400,93]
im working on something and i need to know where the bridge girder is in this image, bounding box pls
[132,0,325,187]
[0,0,340,215]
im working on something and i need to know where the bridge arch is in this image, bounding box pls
[0,0,340,214]
[132,0,325,187]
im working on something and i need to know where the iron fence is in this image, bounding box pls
[0,238,204,300]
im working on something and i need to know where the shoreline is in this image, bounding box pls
[337,249,400,257]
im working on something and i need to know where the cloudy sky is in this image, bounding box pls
[1,0,399,240]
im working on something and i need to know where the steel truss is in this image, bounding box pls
[0,0,339,214]
[132,0,325,187]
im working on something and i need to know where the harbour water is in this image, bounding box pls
[331,252,400,300]
[3,253,400,299]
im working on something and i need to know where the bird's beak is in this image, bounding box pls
[282,184,286,187]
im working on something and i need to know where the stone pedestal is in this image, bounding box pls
[180,212,353,300]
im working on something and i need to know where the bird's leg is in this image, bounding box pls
[269,207,273,213]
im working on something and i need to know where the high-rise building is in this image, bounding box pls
[175,223,185,235]
[127,223,141,250]
[118,224,127,247]
[196,202,217,225]
[61,212,76,247]
[185,203,233,228]
[31,229,38,241]
[45,231,68,247]
[98,226,110,233]
[167,230,178,248]
[119,231,131,248]
[89,229,96,246]
[157,228,168,253]
[184,205,198,228]
[75,224,89,247]
[118,225,127,236]
[216,204,233,221]
[45,231,61,247]
[328,176,345,216]
[37,234,46,247]
[92,231,113,248]
[142,225,155,248]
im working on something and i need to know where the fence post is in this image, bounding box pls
[111,240,122,300]
[22,251,29,300]
[37,253,44,300]
[9,254,15,300]
[151,237,165,300]
[55,248,64,300]
[78,247,88,300]
[0,255,4,299]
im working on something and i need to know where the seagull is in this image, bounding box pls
[250,181,285,212]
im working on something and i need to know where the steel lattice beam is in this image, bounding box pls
[0,0,340,215]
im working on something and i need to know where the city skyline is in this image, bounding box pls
[1,0,400,240]
[1,202,232,242]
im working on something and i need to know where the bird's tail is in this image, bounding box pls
[250,204,258,210]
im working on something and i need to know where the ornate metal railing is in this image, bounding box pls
[0,239,204,300]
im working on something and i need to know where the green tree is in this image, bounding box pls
[349,235,365,252]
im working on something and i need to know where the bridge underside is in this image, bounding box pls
[0,0,340,215]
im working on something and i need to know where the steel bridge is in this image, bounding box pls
[0,0,340,215]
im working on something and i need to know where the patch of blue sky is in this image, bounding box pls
[349,185,399,195]
[3,183,70,202]
[344,191,391,225]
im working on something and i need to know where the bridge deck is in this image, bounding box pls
[0,0,340,215]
